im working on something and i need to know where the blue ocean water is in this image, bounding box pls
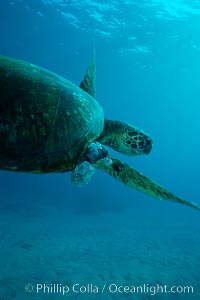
[0,0,200,299]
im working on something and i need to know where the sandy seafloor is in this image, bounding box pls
[0,177,200,300]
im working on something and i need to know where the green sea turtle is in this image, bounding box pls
[0,52,199,211]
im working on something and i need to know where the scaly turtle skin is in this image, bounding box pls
[0,52,199,212]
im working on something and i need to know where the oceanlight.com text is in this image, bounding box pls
[25,282,194,296]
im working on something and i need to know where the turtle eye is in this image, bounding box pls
[143,136,153,154]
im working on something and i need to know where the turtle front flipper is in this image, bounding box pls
[94,157,200,211]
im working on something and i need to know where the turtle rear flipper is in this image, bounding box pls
[95,156,200,211]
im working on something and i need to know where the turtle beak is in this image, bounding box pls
[144,136,153,154]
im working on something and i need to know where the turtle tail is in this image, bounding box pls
[94,156,200,212]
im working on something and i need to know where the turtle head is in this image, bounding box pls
[97,120,153,156]
[118,122,153,155]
